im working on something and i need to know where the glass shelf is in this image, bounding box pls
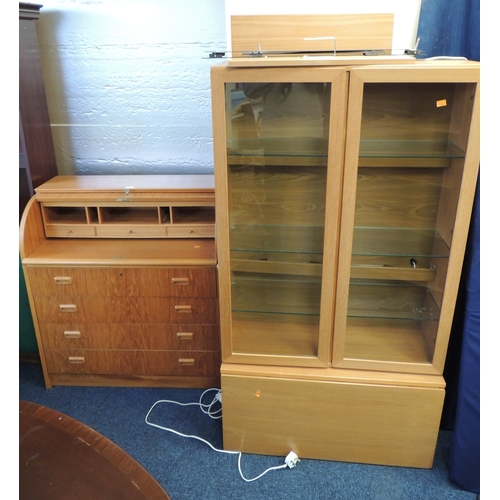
[228,137,329,158]
[231,274,321,317]
[359,140,465,159]
[352,227,449,258]
[347,281,440,321]
[230,224,324,255]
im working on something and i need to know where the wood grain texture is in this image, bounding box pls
[19,197,46,259]
[34,175,215,194]
[221,373,444,468]
[220,362,446,388]
[230,14,394,53]
[27,267,217,298]
[20,176,220,389]
[20,400,171,500]
[44,349,220,377]
[32,296,217,324]
[39,323,219,351]
[22,239,216,266]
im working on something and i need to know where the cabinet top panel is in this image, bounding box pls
[225,55,416,68]
[35,175,215,194]
[216,58,479,72]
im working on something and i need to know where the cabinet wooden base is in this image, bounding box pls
[220,365,445,468]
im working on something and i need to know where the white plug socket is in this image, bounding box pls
[285,451,300,468]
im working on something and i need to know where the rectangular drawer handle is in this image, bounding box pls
[176,332,194,340]
[68,356,85,364]
[174,305,192,313]
[60,304,77,313]
[64,330,81,339]
[54,277,72,285]
[172,277,190,286]
[178,358,195,366]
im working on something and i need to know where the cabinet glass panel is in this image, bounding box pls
[226,82,331,358]
[340,81,474,368]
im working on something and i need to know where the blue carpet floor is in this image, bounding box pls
[19,363,478,500]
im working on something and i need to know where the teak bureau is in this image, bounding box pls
[20,175,220,389]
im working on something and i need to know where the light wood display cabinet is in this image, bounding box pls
[211,59,480,467]
[20,175,220,389]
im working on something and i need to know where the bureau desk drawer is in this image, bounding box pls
[27,267,217,298]
[44,225,97,238]
[44,349,221,377]
[33,297,218,324]
[40,323,220,351]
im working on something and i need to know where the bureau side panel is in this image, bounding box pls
[221,374,444,468]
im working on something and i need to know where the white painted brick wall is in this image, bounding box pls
[36,0,227,175]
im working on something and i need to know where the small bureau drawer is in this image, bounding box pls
[95,225,167,238]
[44,225,97,238]
[27,267,217,298]
[165,225,215,238]
[44,349,221,377]
[40,323,220,351]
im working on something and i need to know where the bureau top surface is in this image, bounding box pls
[22,238,216,266]
[35,175,215,194]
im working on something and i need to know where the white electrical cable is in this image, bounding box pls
[144,389,292,482]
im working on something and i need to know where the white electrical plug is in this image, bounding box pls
[285,451,300,468]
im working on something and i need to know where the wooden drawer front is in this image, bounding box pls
[160,269,217,297]
[44,350,221,377]
[34,297,217,324]
[166,225,215,238]
[34,297,168,324]
[40,323,220,351]
[169,299,217,324]
[44,226,96,238]
[27,267,217,298]
[95,225,167,238]
[221,374,444,468]
[163,324,220,351]
[222,375,444,468]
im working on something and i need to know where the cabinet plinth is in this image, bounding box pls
[20,175,220,389]
[211,59,480,467]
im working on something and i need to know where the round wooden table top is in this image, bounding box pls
[19,400,171,500]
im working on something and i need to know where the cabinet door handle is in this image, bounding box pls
[172,277,190,286]
[64,330,81,339]
[178,358,195,366]
[174,305,192,313]
[60,304,77,313]
[54,276,72,285]
[68,356,85,364]
[176,332,194,340]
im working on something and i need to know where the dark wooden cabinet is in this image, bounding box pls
[19,2,58,221]
[20,2,58,360]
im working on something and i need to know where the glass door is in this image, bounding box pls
[333,66,480,374]
[212,66,346,367]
